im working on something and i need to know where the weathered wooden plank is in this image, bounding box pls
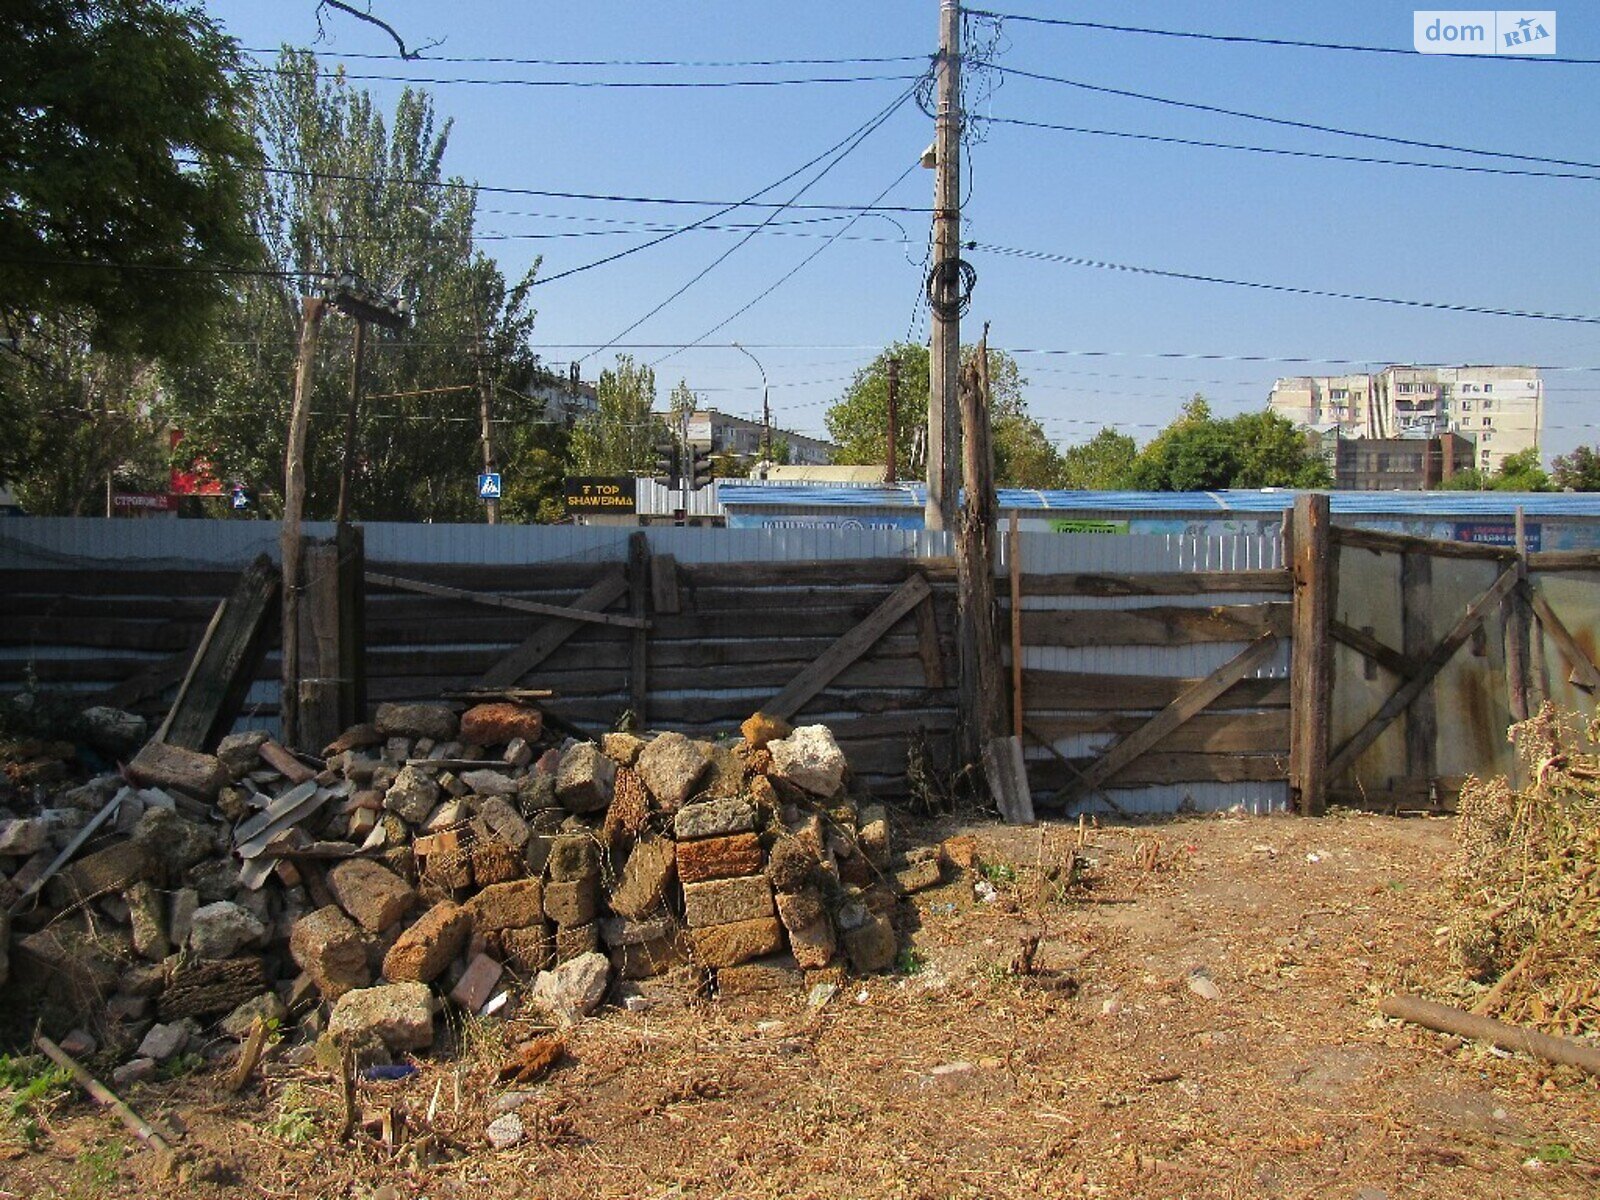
[365,571,647,629]
[983,735,1035,824]
[1332,524,1516,562]
[1290,494,1333,816]
[0,618,202,652]
[1330,620,1417,678]
[684,584,956,614]
[0,657,178,685]
[390,656,936,696]
[913,595,947,688]
[1021,602,1291,648]
[160,555,280,752]
[680,559,955,589]
[1523,582,1600,690]
[1024,671,1289,712]
[649,553,680,615]
[762,573,932,721]
[1015,570,1291,598]
[1063,634,1281,801]
[1029,751,1288,790]
[477,568,629,688]
[1026,709,1290,754]
[1527,551,1600,573]
[364,560,613,591]
[0,568,238,597]
[546,687,957,729]
[3,594,225,622]
[97,651,194,709]
[1328,563,1521,779]
[1401,550,1437,784]
[628,533,649,724]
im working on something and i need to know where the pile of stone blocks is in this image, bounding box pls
[0,694,947,1074]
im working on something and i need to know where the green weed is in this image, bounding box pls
[0,1053,73,1146]
[896,948,926,976]
[978,861,1017,886]
[268,1083,318,1145]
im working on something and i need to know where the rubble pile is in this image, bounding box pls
[0,697,948,1074]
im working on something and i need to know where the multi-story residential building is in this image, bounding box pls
[1270,365,1542,473]
[671,409,836,466]
[1322,431,1477,491]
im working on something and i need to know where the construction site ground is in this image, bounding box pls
[2,808,1596,1200]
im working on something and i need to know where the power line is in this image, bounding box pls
[993,66,1600,172]
[969,9,1600,65]
[989,116,1600,183]
[243,45,931,68]
[582,80,922,361]
[241,63,924,89]
[187,158,934,214]
[971,240,1600,325]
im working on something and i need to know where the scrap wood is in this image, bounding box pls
[35,1033,174,1153]
[440,688,555,702]
[498,1034,566,1085]
[258,739,317,784]
[9,787,123,913]
[1379,993,1600,1077]
[227,1017,272,1092]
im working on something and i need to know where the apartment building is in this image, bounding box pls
[675,409,836,466]
[1269,365,1542,473]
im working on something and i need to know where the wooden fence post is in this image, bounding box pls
[280,295,326,749]
[1289,494,1332,815]
[1401,550,1437,785]
[956,329,1005,767]
[628,531,649,727]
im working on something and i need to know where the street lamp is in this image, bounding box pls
[731,342,771,468]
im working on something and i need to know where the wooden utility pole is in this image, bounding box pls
[886,355,899,483]
[281,294,327,750]
[335,317,366,526]
[1288,493,1332,815]
[925,0,961,533]
[956,326,1005,764]
[475,315,499,525]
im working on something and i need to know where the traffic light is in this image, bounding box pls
[653,441,679,488]
[690,447,715,490]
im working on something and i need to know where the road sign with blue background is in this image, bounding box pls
[477,473,502,500]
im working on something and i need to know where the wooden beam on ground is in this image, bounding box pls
[1523,581,1600,691]
[477,568,629,689]
[1330,621,1417,678]
[1289,494,1333,816]
[1328,563,1521,779]
[1331,524,1517,563]
[1379,993,1600,1078]
[649,553,680,615]
[156,555,279,751]
[1011,569,1291,597]
[1063,633,1281,802]
[761,572,932,722]
[364,571,646,629]
[628,532,649,726]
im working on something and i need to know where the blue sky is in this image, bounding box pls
[204,2,1599,459]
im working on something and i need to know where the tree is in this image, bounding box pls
[1060,427,1138,490]
[1439,447,1552,492]
[0,1,258,358]
[824,343,1057,486]
[164,51,549,522]
[1552,445,1600,491]
[570,355,665,475]
[1127,397,1332,491]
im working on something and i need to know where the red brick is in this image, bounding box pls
[676,833,764,884]
[688,917,784,968]
[382,901,471,983]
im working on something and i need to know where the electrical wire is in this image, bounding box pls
[993,66,1600,172]
[243,46,932,68]
[989,116,1600,183]
[581,78,923,362]
[654,159,925,367]
[968,9,1600,65]
[241,63,924,89]
[970,240,1600,325]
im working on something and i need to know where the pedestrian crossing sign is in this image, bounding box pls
[477,472,502,500]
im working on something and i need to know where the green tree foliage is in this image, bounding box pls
[570,355,666,475]
[165,51,552,522]
[1551,445,1600,491]
[825,343,1061,486]
[0,0,259,358]
[1126,397,1332,490]
[1059,427,1138,491]
[1438,447,1553,492]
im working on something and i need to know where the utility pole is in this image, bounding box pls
[474,308,499,525]
[886,354,899,483]
[280,294,327,749]
[926,0,962,533]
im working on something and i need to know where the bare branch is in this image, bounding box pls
[315,1,442,60]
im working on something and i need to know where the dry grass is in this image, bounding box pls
[2,812,1598,1199]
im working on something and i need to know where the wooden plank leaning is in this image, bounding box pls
[1063,632,1283,803]
[1327,563,1521,779]
[1522,581,1600,691]
[759,572,932,722]
[365,571,646,629]
[478,568,629,688]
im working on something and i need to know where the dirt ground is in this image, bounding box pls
[2,809,1597,1200]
